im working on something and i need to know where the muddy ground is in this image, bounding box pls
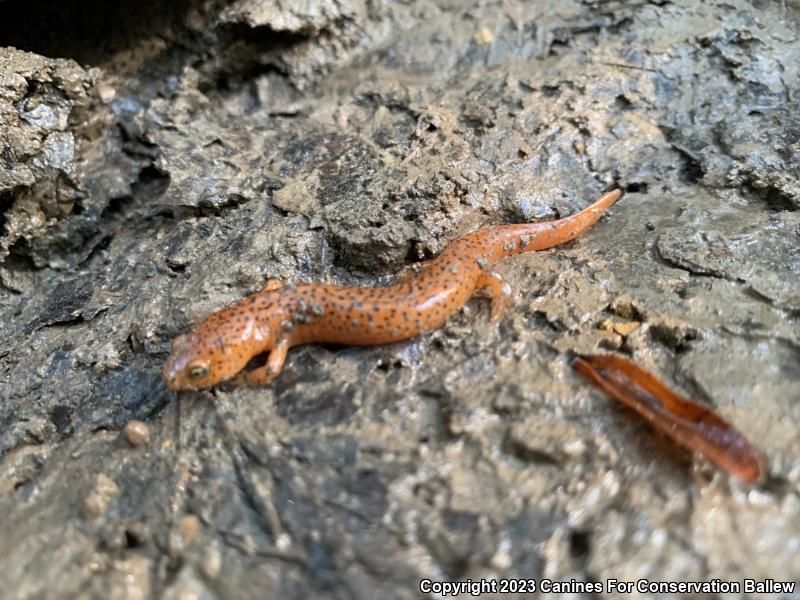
[1,0,799,598]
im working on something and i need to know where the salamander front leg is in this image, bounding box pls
[239,338,290,386]
[477,270,512,320]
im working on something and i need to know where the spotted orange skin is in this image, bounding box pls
[163,189,622,390]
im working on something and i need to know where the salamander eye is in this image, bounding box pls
[188,361,209,380]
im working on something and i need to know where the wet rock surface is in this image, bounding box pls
[1,0,799,597]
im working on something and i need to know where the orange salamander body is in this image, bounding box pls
[163,189,622,390]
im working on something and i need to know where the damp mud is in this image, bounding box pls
[1,0,799,597]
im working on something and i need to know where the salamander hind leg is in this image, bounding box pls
[238,338,290,386]
[476,270,513,320]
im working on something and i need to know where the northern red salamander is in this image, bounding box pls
[163,189,622,390]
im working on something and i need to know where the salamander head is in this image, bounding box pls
[162,308,280,391]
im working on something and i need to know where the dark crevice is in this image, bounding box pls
[0,0,213,66]
[503,433,561,466]
[40,315,87,330]
[201,62,300,107]
[166,263,187,274]
[540,84,561,97]
[527,310,564,333]
[131,165,171,203]
[49,404,75,433]
[568,529,591,558]
[124,528,146,549]
[79,234,114,268]
[624,182,648,194]
[679,154,705,184]
[607,16,634,34]
[614,94,633,111]
[648,322,699,353]
[242,351,269,372]
[144,392,173,421]
[101,197,133,220]
[168,191,255,221]
[70,201,85,216]
[202,24,313,96]
[1,189,16,235]
[748,184,799,213]
[5,238,38,271]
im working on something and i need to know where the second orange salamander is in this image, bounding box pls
[163,189,623,390]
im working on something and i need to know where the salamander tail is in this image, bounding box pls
[490,188,623,260]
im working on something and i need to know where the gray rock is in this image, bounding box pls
[1,0,799,597]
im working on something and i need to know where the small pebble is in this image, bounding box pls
[600,318,640,336]
[82,474,119,519]
[613,321,640,336]
[473,27,493,45]
[180,514,201,544]
[96,83,116,104]
[201,542,222,579]
[563,439,587,458]
[123,420,150,447]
